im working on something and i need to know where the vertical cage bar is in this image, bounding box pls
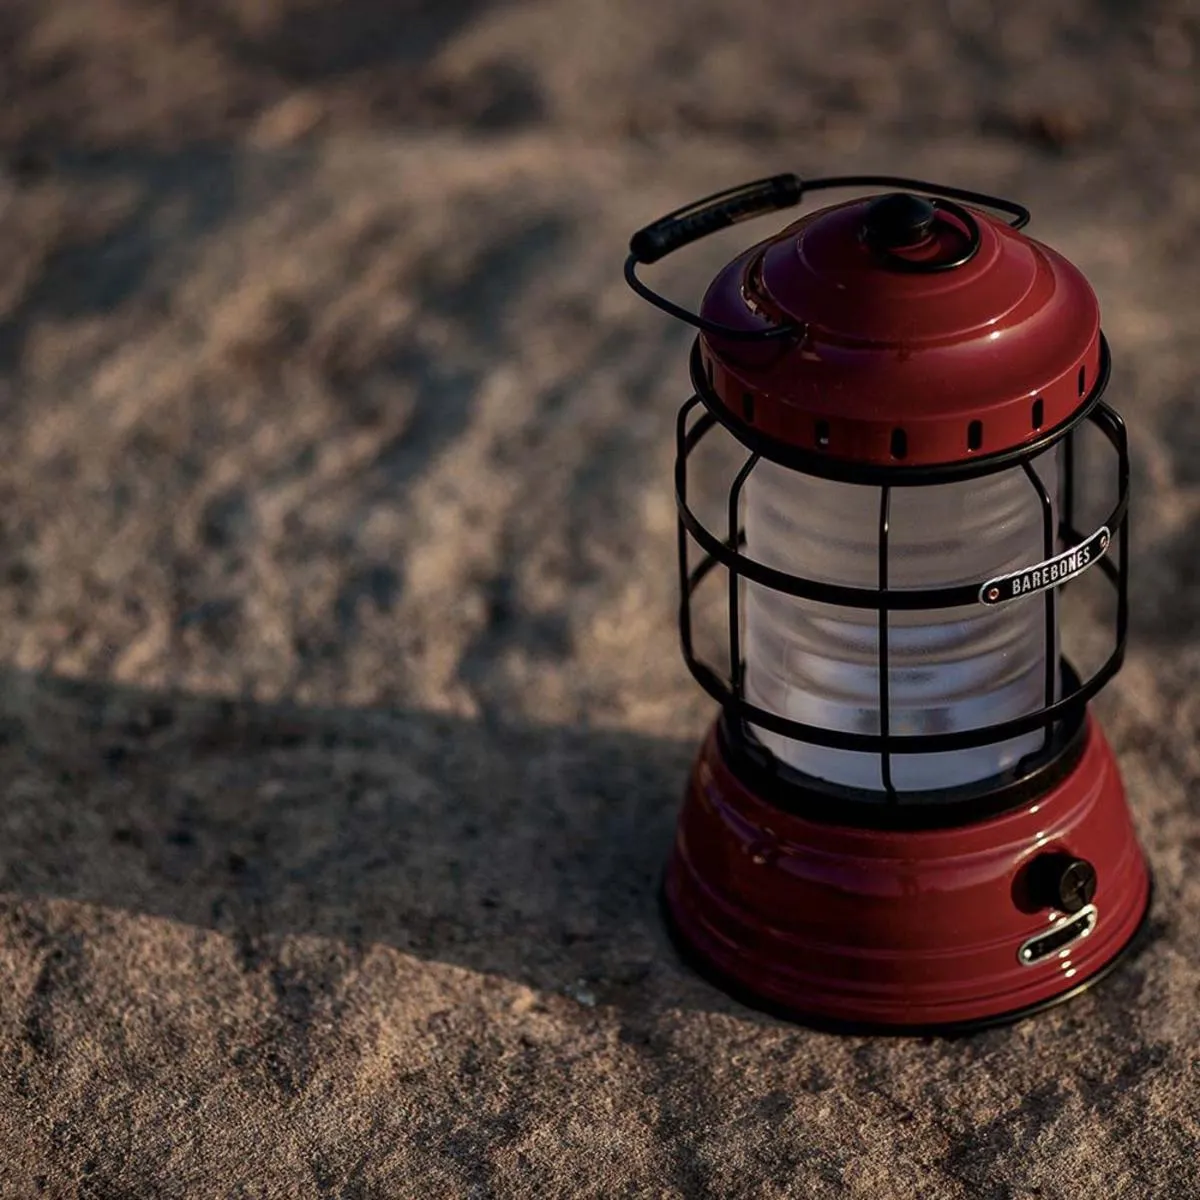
[877,486,895,798]
[728,453,760,703]
[676,397,700,664]
[1062,428,1076,539]
[1112,407,1130,646]
[1022,459,1057,749]
[1118,510,1129,649]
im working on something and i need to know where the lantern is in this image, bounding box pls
[625,174,1151,1032]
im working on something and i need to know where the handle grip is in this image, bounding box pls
[628,173,805,265]
[624,172,1031,342]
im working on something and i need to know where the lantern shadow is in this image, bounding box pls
[0,668,704,1010]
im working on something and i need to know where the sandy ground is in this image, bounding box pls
[0,1,1199,1196]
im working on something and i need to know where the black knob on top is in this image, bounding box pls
[862,192,938,250]
[1027,853,1098,914]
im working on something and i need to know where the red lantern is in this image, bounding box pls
[626,175,1151,1032]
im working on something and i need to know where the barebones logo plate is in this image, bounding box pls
[979,526,1111,606]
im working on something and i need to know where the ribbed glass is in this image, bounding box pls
[742,452,1060,794]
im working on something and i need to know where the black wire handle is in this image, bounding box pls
[624,173,1032,341]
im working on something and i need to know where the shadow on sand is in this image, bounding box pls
[0,669,712,1013]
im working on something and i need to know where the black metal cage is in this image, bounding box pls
[676,334,1130,822]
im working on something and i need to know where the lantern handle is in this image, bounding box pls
[625,173,1032,341]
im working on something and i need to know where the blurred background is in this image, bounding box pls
[0,0,1197,731]
[1,3,1199,1195]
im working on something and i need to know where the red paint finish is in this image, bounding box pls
[664,715,1150,1029]
[697,199,1101,466]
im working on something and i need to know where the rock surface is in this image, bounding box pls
[0,2,1198,1196]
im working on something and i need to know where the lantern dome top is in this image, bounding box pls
[696,191,1101,469]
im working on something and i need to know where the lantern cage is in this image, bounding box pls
[675,334,1129,828]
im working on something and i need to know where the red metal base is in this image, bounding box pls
[664,715,1151,1031]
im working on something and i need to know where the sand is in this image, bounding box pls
[0,1,1198,1196]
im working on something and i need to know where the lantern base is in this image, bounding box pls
[663,716,1152,1033]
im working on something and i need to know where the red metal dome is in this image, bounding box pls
[697,193,1101,467]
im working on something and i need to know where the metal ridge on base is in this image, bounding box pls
[660,873,1155,1038]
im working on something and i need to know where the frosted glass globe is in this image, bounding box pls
[742,451,1060,794]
